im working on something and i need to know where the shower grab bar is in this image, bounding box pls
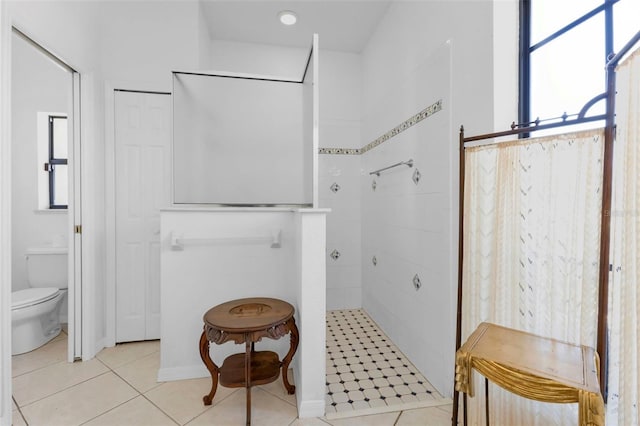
[170,230,281,250]
[369,159,414,176]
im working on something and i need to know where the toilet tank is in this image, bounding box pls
[26,247,68,289]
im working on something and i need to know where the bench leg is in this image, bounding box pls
[281,318,299,395]
[199,331,220,405]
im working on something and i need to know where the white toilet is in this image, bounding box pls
[11,247,68,355]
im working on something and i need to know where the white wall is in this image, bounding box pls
[98,1,200,91]
[172,73,307,205]
[359,1,495,398]
[493,0,519,130]
[210,40,308,80]
[208,40,364,309]
[317,51,362,310]
[160,210,297,379]
[5,0,205,359]
[197,1,211,70]
[160,208,327,417]
[11,33,70,292]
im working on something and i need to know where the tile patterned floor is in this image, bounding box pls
[325,309,450,419]
[11,320,454,426]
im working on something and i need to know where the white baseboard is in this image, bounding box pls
[157,365,209,382]
[87,336,107,361]
[296,399,325,418]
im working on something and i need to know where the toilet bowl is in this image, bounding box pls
[11,247,68,355]
[12,288,63,355]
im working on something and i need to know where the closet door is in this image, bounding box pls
[115,91,171,342]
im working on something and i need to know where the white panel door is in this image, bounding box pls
[115,91,170,342]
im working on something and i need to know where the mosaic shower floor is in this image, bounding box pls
[325,309,451,419]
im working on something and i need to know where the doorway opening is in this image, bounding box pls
[10,27,82,362]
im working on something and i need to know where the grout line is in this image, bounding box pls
[138,392,181,426]
[107,354,164,394]
[11,339,69,379]
[16,370,116,409]
[77,391,140,426]
[13,396,29,426]
[11,358,67,380]
[78,348,167,426]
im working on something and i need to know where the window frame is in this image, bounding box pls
[519,0,617,125]
[46,114,68,209]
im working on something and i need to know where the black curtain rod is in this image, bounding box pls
[461,113,606,144]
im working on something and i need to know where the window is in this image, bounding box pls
[520,0,640,124]
[45,115,68,209]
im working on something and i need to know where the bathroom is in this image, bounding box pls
[1,1,515,424]
[10,30,72,356]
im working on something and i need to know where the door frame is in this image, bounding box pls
[105,82,171,346]
[0,19,87,425]
[1,4,12,425]
[8,27,84,362]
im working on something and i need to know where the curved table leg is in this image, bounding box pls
[199,331,220,405]
[281,318,299,395]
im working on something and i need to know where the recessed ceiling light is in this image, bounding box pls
[278,10,297,26]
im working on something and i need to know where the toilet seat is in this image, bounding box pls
[12,288,60,310]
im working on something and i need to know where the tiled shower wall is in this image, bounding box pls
[318,51,363,310]
[360,41,453,397]
[319,43,453,396]
[321,0,496,397]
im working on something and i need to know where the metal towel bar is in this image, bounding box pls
[369,159,414,176]
[170,230,281,250]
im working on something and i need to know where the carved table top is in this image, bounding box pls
[203,297,295,345]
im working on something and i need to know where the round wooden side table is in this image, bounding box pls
[199,297,299,425]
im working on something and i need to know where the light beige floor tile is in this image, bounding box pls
[289,417,332,426]
[96,340,160,369]
[187,387,298,426]
[84,395,177,426]
[145,377,236,425]
[51,331,66,343]
[13,358,109,406]
[395,405,452,426]
[114,351,162,393]
[12,410,27,426]
[12,338,67,377]
[256,369,296,406]
[327,411,400,426]
[12,397,17,410]
[21,372,138,426]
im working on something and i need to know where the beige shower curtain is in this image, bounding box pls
[607,46,640,426]
[461,128,604,425]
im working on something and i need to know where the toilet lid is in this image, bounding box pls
[12,288,59,309]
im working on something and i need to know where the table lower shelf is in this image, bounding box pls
[219,350,281,388]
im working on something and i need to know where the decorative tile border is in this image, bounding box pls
[319,148,361,155]
[319,99,442,156]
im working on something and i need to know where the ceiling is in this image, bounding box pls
[200,1,392,53]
